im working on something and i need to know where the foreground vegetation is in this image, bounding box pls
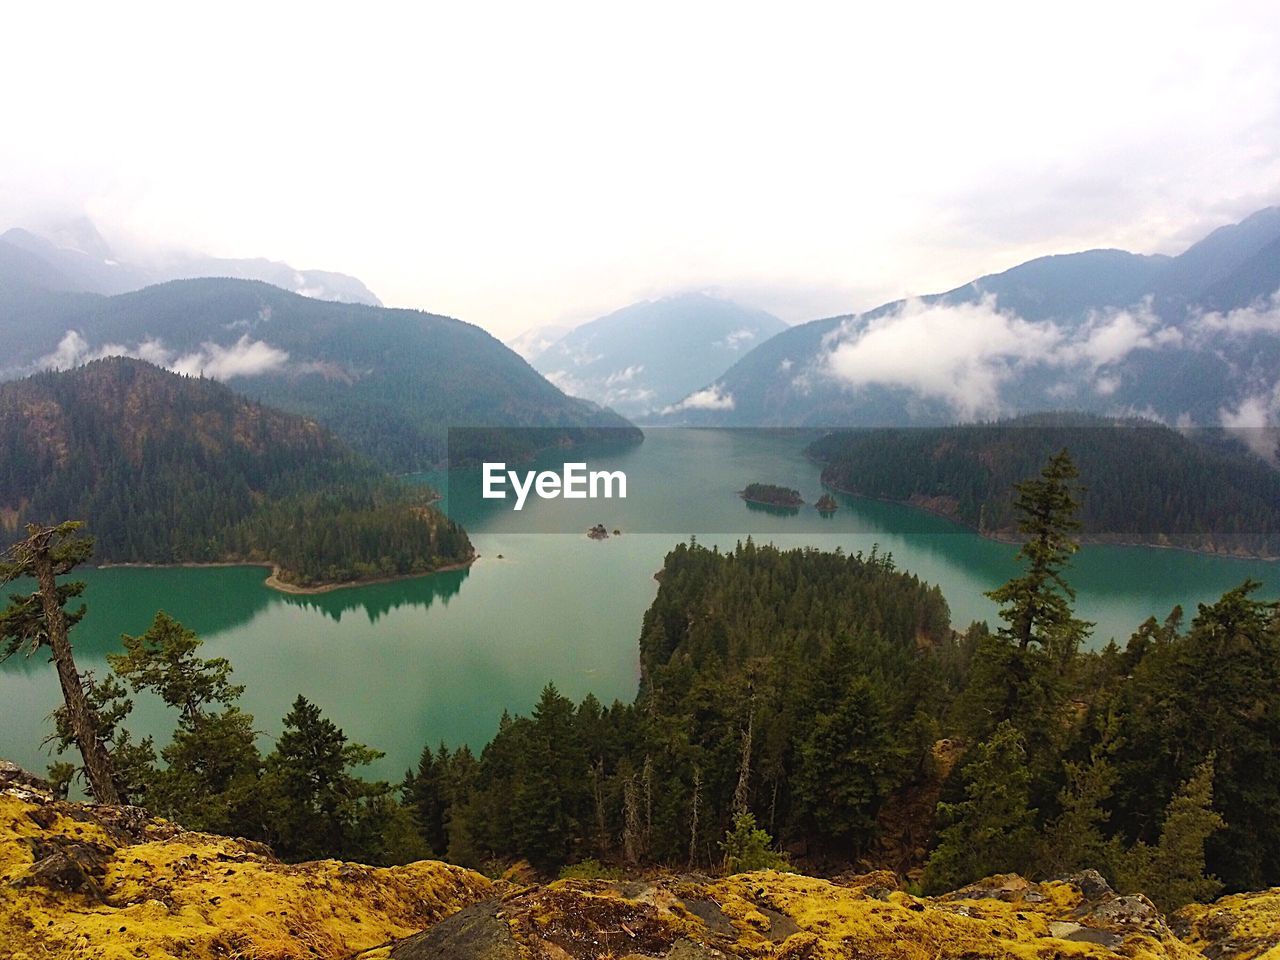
[3,449,1278,919]
[8,768,1277,960]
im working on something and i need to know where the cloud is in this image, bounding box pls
[717,328,758,351]
[1094,374,1121,396]
[1218,385,1280,459]
[666,384,735,413]
[170,335,289,379]
[39,331,92,371]
[37,330,288,381]
[604,364,644,386]
[1194,291,1280,336]
[819,295,1183,418]
[822,296,1062,418]
[1063,302,1181,369]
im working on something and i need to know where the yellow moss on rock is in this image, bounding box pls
[708,870,1202,960]
[5,778,1279,960]
[0,794,495,960]
[1175,888,1280,960]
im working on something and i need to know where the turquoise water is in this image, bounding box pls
[2,429,1275,783]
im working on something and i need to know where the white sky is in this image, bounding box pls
[3,1,1279,338]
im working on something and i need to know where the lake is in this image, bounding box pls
[3,428,1276,784]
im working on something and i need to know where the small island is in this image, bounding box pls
[740,483,804,507]
[816,493,839,513]
[588,523,610,540]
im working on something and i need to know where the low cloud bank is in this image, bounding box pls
[665,384,736,413]
[38,330,289,380]
[819,295,1182,419]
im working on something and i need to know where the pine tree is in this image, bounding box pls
[403,743,448,856]
[108,611,260,833]
[720,811,789,874]
[110,612,243,722]
[264,695,394,863]
[985,450,1092,653]
[512,683,581,871]
[792,673,895,853]
[47,671,156,801]
[923,721,1037,892]
[1116,757,1225,910]
[1037,749,1117,876]
[1,522,120,803]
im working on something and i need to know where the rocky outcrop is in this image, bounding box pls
[2,761,1277,960]
[1175,888,1280,960]
[0,763,495,960]
[355,869,1226,960]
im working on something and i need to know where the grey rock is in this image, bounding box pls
[390,902,520,960]
[1058,868,1115,902]
[1048,920,1124,948]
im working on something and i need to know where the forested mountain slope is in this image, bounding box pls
[0,277,639,468]
[661,207,1280,429]
[0,357,471,586]
[809,414,1280,556]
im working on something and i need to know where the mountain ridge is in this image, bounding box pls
[0,277,640,469]
[0,220,383,305]
[661,207,1280,429]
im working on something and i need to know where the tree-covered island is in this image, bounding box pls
[740,482,804,507]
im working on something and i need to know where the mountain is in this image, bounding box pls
[0,218,382,305]
[809,413,1280,557]
[0,278,639,469]
[0,357,472,586]
[661,207,1280,430]
[527,292,787,418]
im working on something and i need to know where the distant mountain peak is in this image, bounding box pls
[0,220,383,306]
[660,205,1280,432]
[528,293,787,419]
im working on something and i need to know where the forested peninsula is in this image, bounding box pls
[809,413,1280,558]
[0,357,472,588]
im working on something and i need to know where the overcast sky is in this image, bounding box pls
[3,1,1279,339]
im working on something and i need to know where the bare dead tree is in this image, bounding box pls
[622,774,642,864]
[732,702,754,817]
[688,764,702,869]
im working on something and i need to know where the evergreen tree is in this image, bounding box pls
[47,671,156,801]
[923,721,1037,892]
[791,669,897,854]
[264,695,397,863]
[513,683,584,871]
[1,522,120,803]
[402,743,448,856]
[110,612,243,721]
[1109,582,1280,890]
[985,450,1091,653]
[1037,748,1117,877]
[1116,757,1225,910]
[108,611,261,834]
[720,811,789,874]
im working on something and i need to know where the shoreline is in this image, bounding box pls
[819,479,1280,563]
[99,553,480,595]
